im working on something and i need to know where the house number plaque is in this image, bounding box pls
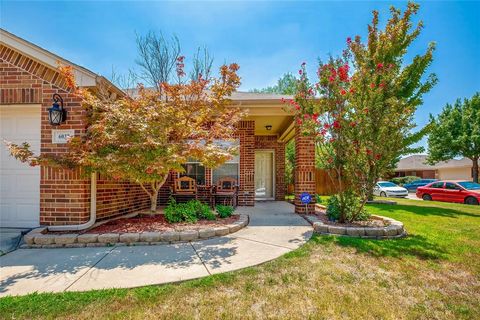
[52,129,75,144]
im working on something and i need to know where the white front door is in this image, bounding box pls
[0,105,41,228]
[255,151,274,200]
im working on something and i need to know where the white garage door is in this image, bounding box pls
[0,105,41,228]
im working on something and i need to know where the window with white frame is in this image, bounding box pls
[213,139,240,185]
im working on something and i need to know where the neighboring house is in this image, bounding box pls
[395,155,474,181]
[0,29,315,228]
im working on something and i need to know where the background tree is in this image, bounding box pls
[290,2,436,222]
[190,46,214,81]
[135,31,181,91]
[250,73,298,95]
[427,93,480,182]
[6,61,243,212]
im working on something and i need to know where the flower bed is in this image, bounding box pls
[83,214,240,234]
[303,209,405,239]
[22,213,249,249]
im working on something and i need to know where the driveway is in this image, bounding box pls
[0,201,312,297]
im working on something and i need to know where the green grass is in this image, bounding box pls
[1,199,479,319]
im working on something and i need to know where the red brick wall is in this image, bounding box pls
[254,135,285,201]
[294,123,316,213]
[1,44,91,225]
[236,121,255,206]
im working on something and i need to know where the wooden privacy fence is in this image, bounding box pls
[315,168,336,195]
[286,169,337,196]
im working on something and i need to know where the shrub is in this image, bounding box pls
[190,200,216,221]
[326,191,370,222]
[390,176,420,186]
[164,199,198,223]
[164,199,216,223]
[216,205,235,218]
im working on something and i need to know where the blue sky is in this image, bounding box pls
[1,1,479,148]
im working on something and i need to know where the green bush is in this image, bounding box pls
[190,200,216,221]
[326,191,370,222]
[216,205,235,218]
[164,199,215,223]
[164,199,198,223]
[390,176,420,186]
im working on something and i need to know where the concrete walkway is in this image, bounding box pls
[0,202,312,297]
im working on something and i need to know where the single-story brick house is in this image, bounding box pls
[394,154,475,180]
[0,29,315,228]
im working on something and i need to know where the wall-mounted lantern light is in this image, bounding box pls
[265,125,272,131]
[48,94,67,126]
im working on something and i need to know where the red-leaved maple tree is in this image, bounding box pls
[6,61,244,212]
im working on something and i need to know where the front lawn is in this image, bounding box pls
[1,199,479,319]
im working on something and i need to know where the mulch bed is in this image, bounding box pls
[48,214,239,235]
[313,208,389,228]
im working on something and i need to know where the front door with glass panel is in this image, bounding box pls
[255,151,274,200]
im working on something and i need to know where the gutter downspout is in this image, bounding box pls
[47,173,97,232]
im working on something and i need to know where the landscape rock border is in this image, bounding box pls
[303,214,406,239]
[21,214,249,249]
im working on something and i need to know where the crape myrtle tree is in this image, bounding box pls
[6,35,243,212]
[427,93,480,183]
[285,2,436,222]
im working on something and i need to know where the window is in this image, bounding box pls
[213,162,239,185]
[181,161,205,185]
[445,182,462,190]
[458,181,480,190]
[378,182,397,188]
[213,139,240,185]
[430,182,444,189]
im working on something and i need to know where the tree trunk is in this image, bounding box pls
[150,190,159,212]
[473,157,479,183]
[139,174,169,213]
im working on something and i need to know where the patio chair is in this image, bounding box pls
[214,177,238,207]
[170,176,198,202]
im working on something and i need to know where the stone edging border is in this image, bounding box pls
[21,214,249,249]
[302,214,406,239]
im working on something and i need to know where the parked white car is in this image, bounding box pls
[373,181,408,198]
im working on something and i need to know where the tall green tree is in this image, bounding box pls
[427,93,480,182]
[250,73,298,95]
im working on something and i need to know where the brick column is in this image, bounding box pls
[294,123,316,213]
[237,121,255,206]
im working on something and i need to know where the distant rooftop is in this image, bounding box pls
[396,155,472,171]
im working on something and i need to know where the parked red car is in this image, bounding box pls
[416,181,480,205]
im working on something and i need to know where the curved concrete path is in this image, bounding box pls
[0,202,312,296]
